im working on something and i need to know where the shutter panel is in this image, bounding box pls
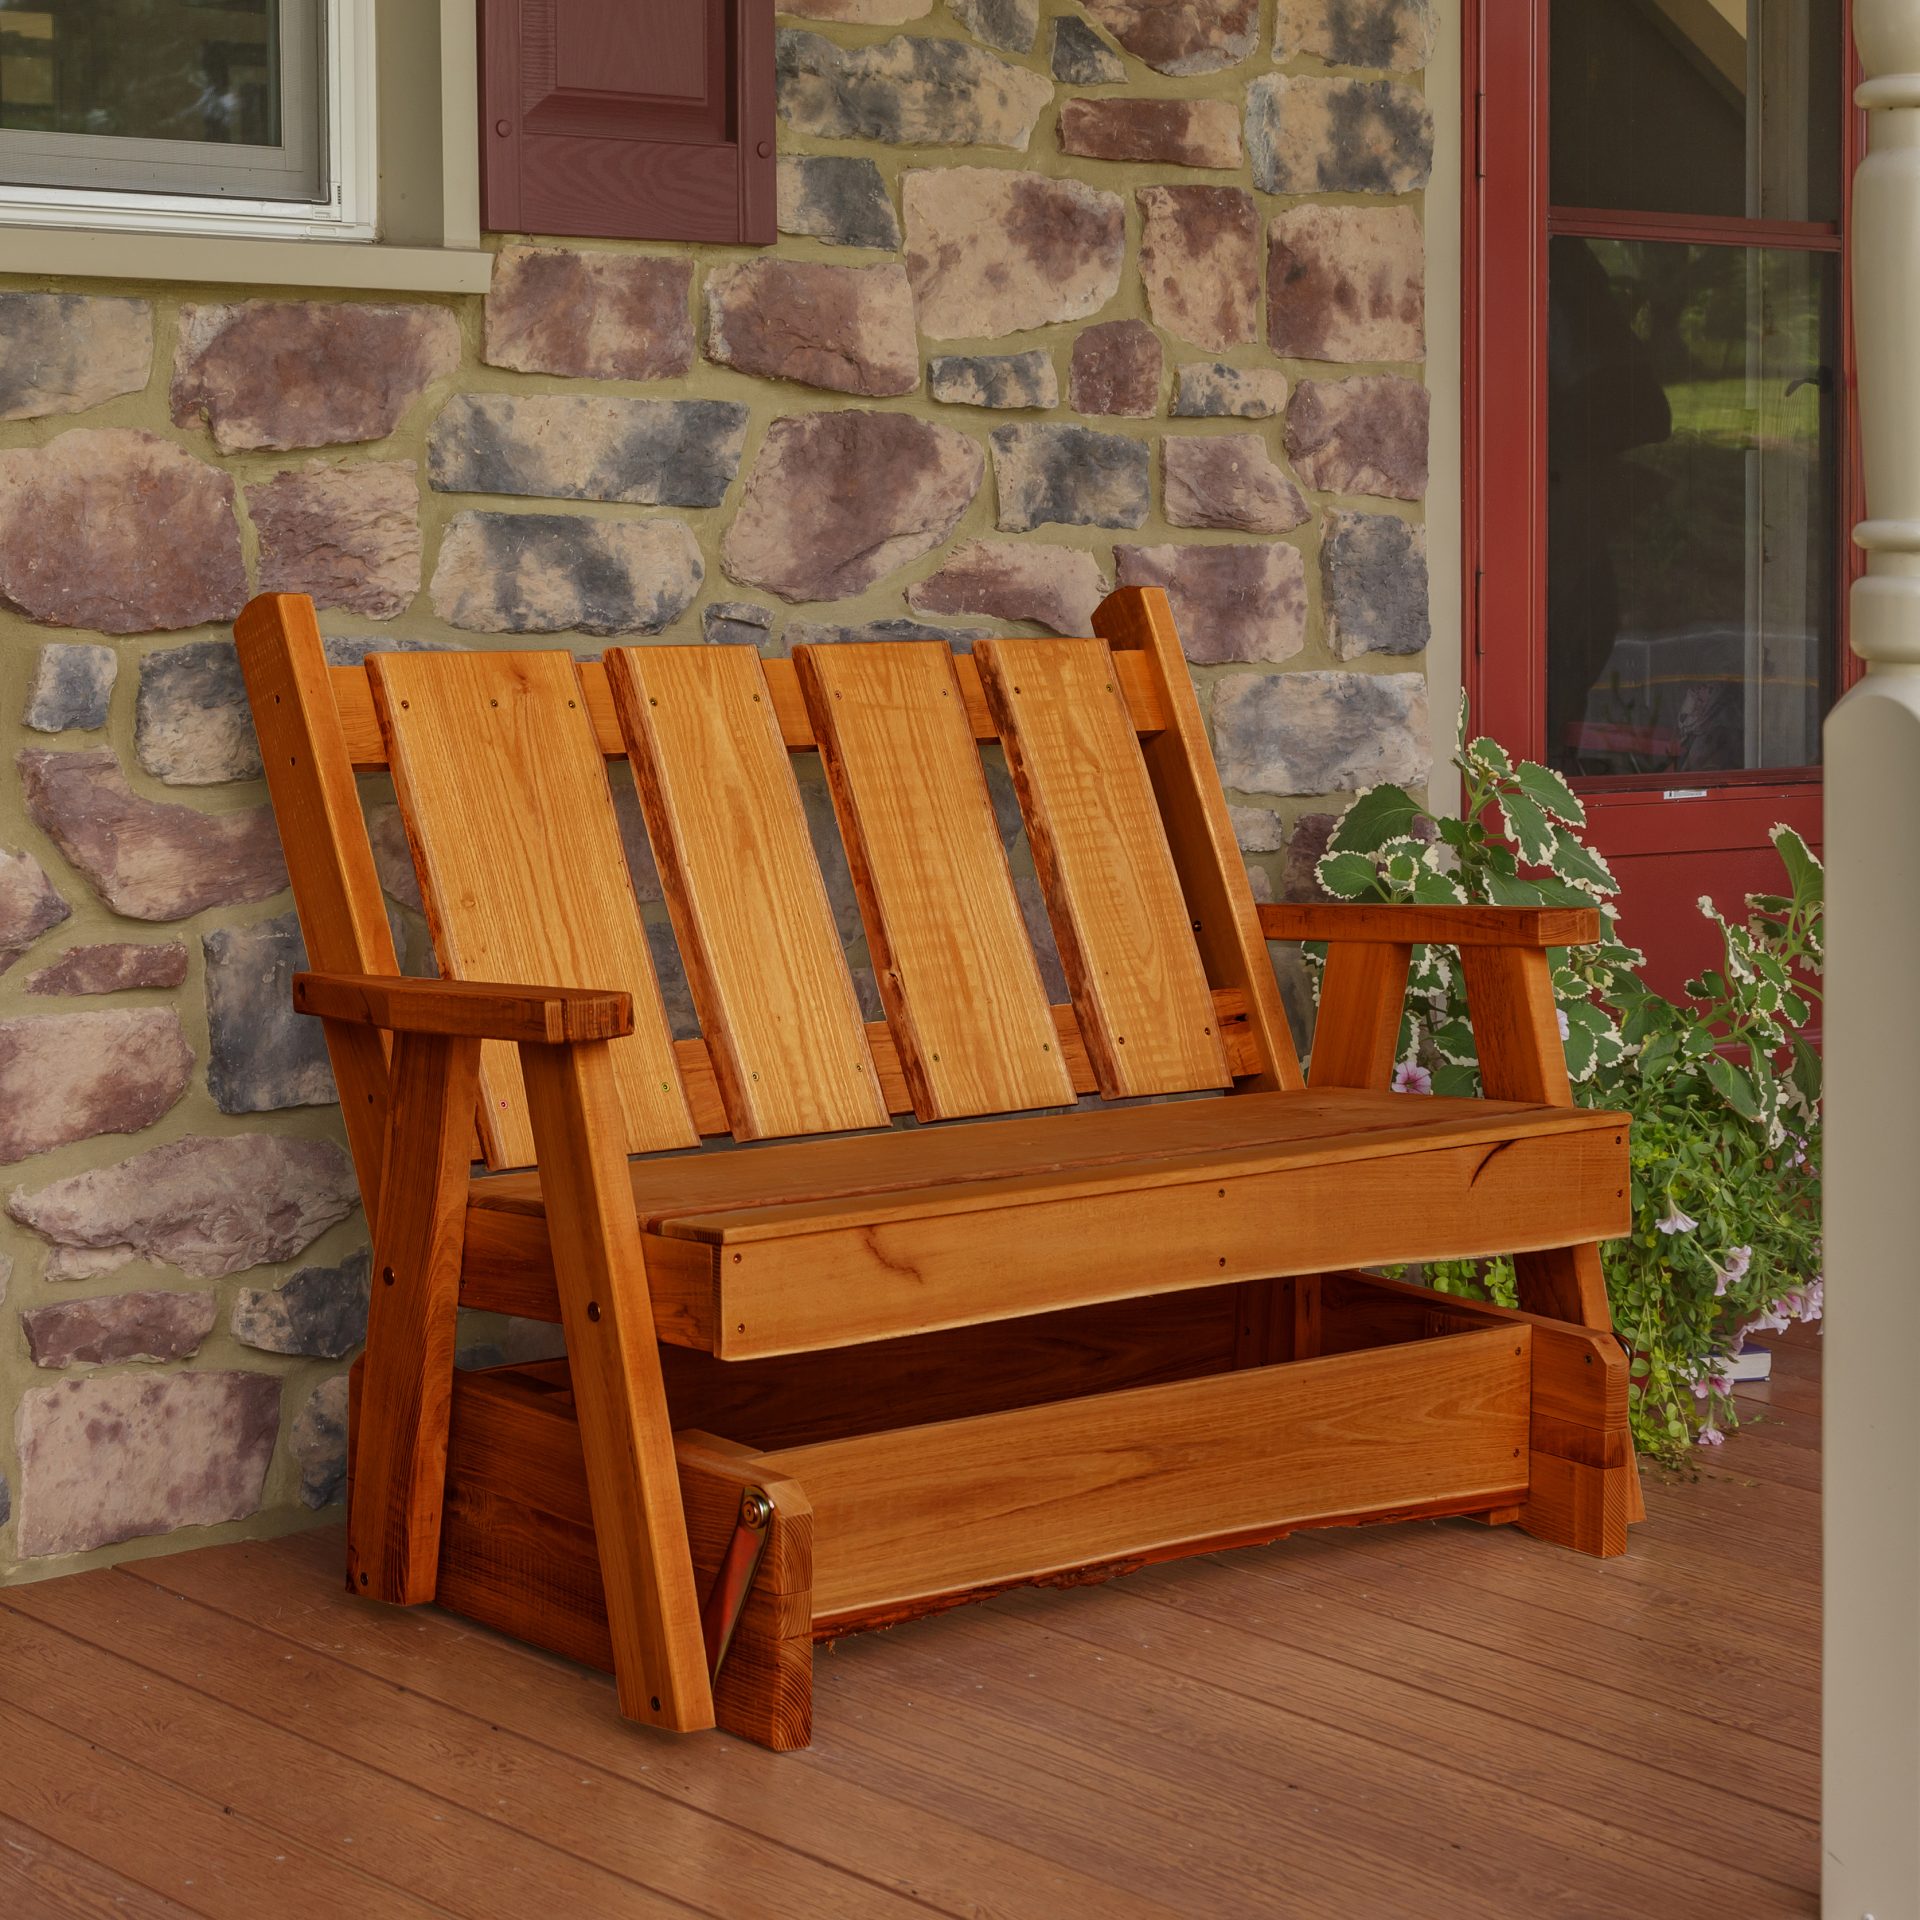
[482,0,775,244]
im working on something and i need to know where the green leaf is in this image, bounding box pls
[1549,826,1618,896]
[1316,851,1384,899]
[1465,736,1513,779]
[1771,825,1823,909]
[1327,785,1423,857]
[1790,1035,1822,1106]
[1431,1063,1481,1098]
[1411,867,1470,907]
[1497,790,1556,866]
[1703,1053,1762,1120]
[1511,760,1586,827]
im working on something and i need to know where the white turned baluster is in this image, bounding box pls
[1826,5,1920,1912]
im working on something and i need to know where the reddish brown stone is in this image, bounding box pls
[1068,320,1163,417]
[250,460,422,619]
[171,301,460,453]
[22,1289,216,1368]
[907,539,1111,634]
[485,247,694,381]
[0,292,152,422]
[1267,204,1424,364]
[1084,0,1258,73]
[1,847,70,973]
[704,258,919,396]
[0,429,245,634]
[722,410,984,602]
[1138,186,1260,352]
[1282,812,1340,902]
[17,747,288,921]
[13,1371,281,1556]
[1285,375,1430,499]
[1163,433,1309,533]
[0,1009,194,1163]
[1116,542,1308,664]
[24,942,189,996]
[1058,97,1243,169]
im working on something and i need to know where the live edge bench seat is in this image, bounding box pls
[460,1089,1625,1358]
[238,583,1638,1753]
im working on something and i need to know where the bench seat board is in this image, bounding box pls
[796,641,1075,1122]
[607,645,888,1141]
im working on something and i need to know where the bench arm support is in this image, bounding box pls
[1256,903,1601,949]
[294,970,634,1044]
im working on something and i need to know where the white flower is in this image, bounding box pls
[1557,1008,1570,1041]
[1656,1204,1698,1235]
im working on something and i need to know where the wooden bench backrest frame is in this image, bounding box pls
[234,589,1302,1223]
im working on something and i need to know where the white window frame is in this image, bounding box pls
[0,1,376,242]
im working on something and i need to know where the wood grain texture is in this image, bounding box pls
[976,634,1229,1098]
[234,593,401,1229]
[796,641,1074,1121]
[328,651,1172,768]
[1309,941,1414,1090]
[1261,902,1603,947]
[345,1031,480,1606]
[371,648,695,1169]
[1094,587,1304,1091]
[517,1038,713,1731]
[761,1328,1531,1624]
[294,970,635,1043]
[606,645,887,1140]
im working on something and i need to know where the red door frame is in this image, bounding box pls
[1463,1,1862,984]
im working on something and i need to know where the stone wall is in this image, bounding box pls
[0,0,1437,1580]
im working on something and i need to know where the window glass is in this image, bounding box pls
[1546,236,1837,776]
[1551,0,1841,222]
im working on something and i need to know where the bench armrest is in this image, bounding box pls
[293,971,635,1044]
[1257,903,1601,949]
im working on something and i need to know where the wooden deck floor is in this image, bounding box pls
[0,1328,1820,1920]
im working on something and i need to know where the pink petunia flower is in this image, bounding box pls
[1557,1008,1570,1042]
[1657,1204,1698,1235]
[1392,1060,1432,1095]
[1697,1425,1724,1448]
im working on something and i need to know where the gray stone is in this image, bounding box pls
[204,910,336,1114]
[704,258,919,396]
[428,395,749,507]
[250,460,422,619]
[928,352,1060,410]
[1322,510,1430,658]
[1267,203,1424,364]
[16,748,286,920]
[908,538,1110,634]
[776,156,902,249]
[1051,14,1126,82]
[365,804,423,913]
[1163,433,1310,533]
[1213,669,1431,795]
[484,247,695,381]
[1013,869,1069,1001]
[22,1289,216,1368]
[702,601,779,649]
[785,617,984,652]
[991,423,1150,532]
[1139,185,1261,353]
[0,1008,192,1163]
[1059,97,1243,168]
[950,0,1038,51]
[723,410,983,602]
[1274,0,1435,69]
[1285,375,1429,499]
[431,512,704,636]
[0,292,152,421]
[1282,811,1340,901]
[230,1248,371,1360]
[1084,0,1258,73]
[905,168,1125,339]
[0,1472,9,1529]
[1172,363,1290,419]
[319,634,461,668]
[8,1133,359,1282]
[778,30,1053,148]
[647,917,698,1040]
[25,942,189,996]
[135,641,257,786]
[1246,73,1435,194]
[1,848,71,974]
[1116,542,1308,664]
[22,644,117,733]
[1068,319,1163,416]
[1229,804,1287,853]
[293,1375,350,1509]
[0,428,246,633]
[172,301,460,453]
[13,1371,281,1557]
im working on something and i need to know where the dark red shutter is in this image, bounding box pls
[482,0,775,243]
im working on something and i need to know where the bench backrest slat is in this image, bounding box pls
[797,641,1075,1122]
[372,649,698,1167]
[607,645,889,1142]
[977,636,1231,1100]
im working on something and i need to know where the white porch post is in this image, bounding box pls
[1825,4,1920,1910]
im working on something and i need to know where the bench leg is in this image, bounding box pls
[519,1039,715,1734]
[347,1032,480,1604]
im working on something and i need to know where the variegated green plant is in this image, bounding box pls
[1312,718,1823,1462]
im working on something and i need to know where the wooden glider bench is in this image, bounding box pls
[236,585,1638,1751]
